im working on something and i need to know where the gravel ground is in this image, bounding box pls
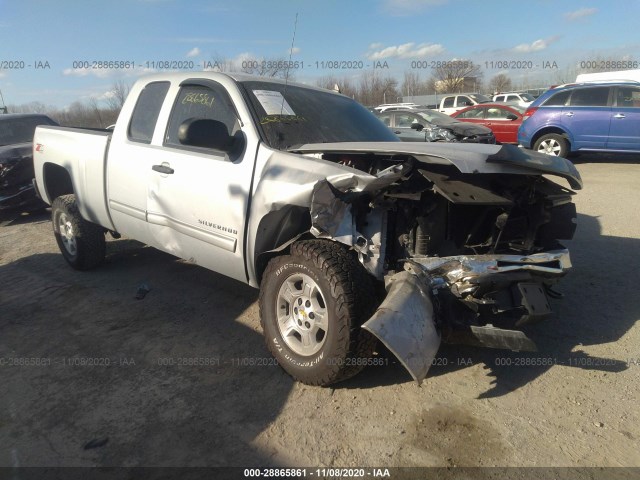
[1,155,639,474]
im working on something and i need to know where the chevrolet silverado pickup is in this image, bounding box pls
[33,72,582,386]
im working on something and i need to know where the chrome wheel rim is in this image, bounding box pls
[537,138,562,155]
[276,273,328,356]
[58,212,77,256]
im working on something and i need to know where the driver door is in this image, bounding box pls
[146,81,255,283]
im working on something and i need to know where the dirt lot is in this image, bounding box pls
[1,155,639,473]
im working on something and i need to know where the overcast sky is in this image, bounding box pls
[1,0,638,107]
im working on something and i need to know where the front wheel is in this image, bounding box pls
[259,240,378,386]
[52,194,106,270]
[533,133,569,157]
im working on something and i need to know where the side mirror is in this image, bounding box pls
[178,118,234,152]
[411,123,425,131]
[506,113,518,121]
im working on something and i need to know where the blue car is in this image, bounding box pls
[517,81,640,157]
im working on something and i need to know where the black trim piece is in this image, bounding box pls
[242,140,262,284]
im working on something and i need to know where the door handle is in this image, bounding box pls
[394,131,401,134]
[152,164,174,174]
[564,112,574,117]
[613,113,626,119]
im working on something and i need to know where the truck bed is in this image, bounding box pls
[33,126,114,230]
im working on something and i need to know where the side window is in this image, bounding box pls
[486,107,510,119]
[442,97,454,108]
[569,87,610,107]
[396,113,419,128]
[615,87,640,107]
[378,113,392,127]
[543,90,570,106]
[457,108,483,119]
[165,83,239,149]
[495,95,505,102]
[456,96,472,107]
[128,82,170,143]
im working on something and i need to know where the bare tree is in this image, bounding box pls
[357,71,400,106]
[8,101,49,114]
[488,73,513,93]
[105,80,131,111]
[429,60,483,93]
[315,75,358,98]
[401,71,430,97]
[88,98,104,127]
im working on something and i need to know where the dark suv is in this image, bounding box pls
[0,113,58,212]
[518,81,640,157]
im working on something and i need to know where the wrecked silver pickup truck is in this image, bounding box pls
[33,72,581,385]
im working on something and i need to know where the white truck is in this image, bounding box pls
[33,72,582,386]
[435,93,492,114]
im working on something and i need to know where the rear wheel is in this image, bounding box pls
[259,240,378,386]
[533,133,569,157]
[52,194,106,270]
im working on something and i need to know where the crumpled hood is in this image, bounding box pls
[445,121,493,137]
[291,142,582,190]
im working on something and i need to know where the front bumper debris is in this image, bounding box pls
[362,249,572,383]
[362,270,440,383]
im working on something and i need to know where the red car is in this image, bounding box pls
[451,103,525,144]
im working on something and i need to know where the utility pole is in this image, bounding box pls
[0,89,7,114]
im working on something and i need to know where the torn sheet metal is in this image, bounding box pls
[413,249,572,284]
[362,270,441,384]
[309,179,356,245]
[446,325,538,352]
[309,166,406,278]
[418,169,513,206]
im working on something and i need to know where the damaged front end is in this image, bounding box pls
[0,143,42,211]
[298,143,581,383]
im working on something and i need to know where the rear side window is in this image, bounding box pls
[615,87,640,107]
[442,97,454,108]
[543,90,570,106]
[128,82,170,143]
[569,87,610,107]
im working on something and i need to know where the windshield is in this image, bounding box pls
[415,109,459,125]
[239,81,399,150]
[0,115,57,146]
[469,93,492,103]
[520,93,535,102]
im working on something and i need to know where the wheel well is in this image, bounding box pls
[531,127,571,149]
[43,163,74,201]
[254,206,313,284]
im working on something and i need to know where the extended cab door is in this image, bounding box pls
[144,80,256,283]
[107,81,172,247]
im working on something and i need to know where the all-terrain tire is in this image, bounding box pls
[52,194,106,270]
[259,240,379,386]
